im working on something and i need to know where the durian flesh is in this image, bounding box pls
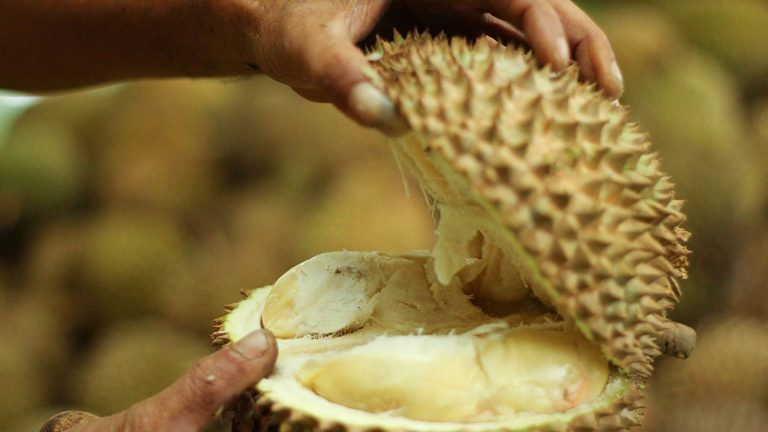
[222,250,638,430]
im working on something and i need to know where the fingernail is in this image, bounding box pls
[555,37,570,68]
[348,82,407,136]
[233,330,270,360]
[610,61,624,95]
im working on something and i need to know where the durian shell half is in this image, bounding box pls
[215,287,645,432]
[366,33,689,377]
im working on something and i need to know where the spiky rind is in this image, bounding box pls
[368,33,689,376]
[229,381,645,432]
[217,284,646,432]
[211,288,258,347]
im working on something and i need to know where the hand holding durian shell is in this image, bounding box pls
[40,330,277,432]
[251,0,625,132]
[2,0,623,136]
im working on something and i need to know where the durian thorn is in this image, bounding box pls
[392,28,404,43]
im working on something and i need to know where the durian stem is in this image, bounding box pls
[660,321,697,359]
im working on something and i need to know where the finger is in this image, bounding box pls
[298,21,405,135]
[291,86,332,103]
[140,329,278,430]
[546,0,623,99]
[486,0,570,69]
[478,13,527,47]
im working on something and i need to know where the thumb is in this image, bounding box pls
[301,23,406,135]
[140,329,278,430]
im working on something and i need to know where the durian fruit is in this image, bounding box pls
[221,187,304,284]
[0,116,84,229]
[652,0,768,87]
[0,291,72,388]
[74,211,187,321]
[642,317,768,431]
[213,76,393,187]
[20,220,89,329]
[158,187,307,334]
[92,81,225,216]
[72,320,211,415]
[214,34,694,432]
[726,228,768,320]
[23,220,84,288]
[749,100,768,214]
[159,249,255,336]
[296,159,435,258]
[0,339,47,430]
[643,399,768,432]
[591,5,687,83]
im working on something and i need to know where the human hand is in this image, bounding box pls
[247,0,623,133]
[40,330,277,432]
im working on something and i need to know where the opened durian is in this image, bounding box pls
[213,34,695,431]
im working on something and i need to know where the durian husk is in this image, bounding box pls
[367,33,689,376]
[215,33,693,432]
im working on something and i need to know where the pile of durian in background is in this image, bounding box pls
[0,0,767,431]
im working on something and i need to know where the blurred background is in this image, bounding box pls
[0,0,766,430]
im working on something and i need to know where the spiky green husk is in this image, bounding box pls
[368,33,689,376]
